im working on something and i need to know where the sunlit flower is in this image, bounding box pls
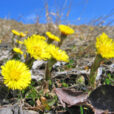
[96,33,114,59]
[46,32,60,42]
[16,40,24,45]
[19,32,26,37]
[24,37,51,60]
[47,44,69,62]
[30,34,46,40]
[59,25,74,35]
[12,29,20,36]
[13,47,23,55]
[1,60,31,90]
[12,30,26,37]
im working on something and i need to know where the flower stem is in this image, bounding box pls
[12,35,15,47]
[45,59,56,80]
[47,38,53,44]
[89,54,103,89]
[58,33,67,47]
[25,55,35,69]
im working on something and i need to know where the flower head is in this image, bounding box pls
[96,33,114,59]
[30,34,46,40]
[24,36,51,60]
[46,32,60,42]
[59,25,74,35]
[13,47,23,55]
[12,30,26,37]
[16,40,24,45]
[12,29,20,36]
[47,44,69,62]
[1,60,31,90]
[19,32,26,37]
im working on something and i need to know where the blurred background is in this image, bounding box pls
[0,0,114,25]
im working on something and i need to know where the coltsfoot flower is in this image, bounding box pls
[30,34,46,40]
[24,36,51,60]
[13,47,23,55]
[12,30,26,37]
[1,60,31,90]
[59,25,74,35]
[46,32,60,42]
[96,33,114,59]
[12,29,20,36]
[19,32,26,37]
[47,44,69,62]
[16,40,24,45]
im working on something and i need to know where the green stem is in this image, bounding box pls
[80,106,84,114]
[89,54,104,89]
[25,54,35,69]
[47,38,53,44]
[45,59,56,80]
[12,35,15,47]
[58,33,67,47]
[16,36,21,47]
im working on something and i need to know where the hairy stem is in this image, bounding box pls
[89,54,103,89]
[58,33,67,47]
[25,55,35,69]
[45,59,56,80]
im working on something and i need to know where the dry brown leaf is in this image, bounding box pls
[55,88,88,107]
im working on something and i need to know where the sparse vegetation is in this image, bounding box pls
[0,1,114,113]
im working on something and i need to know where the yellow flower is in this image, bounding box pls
[16,40,24,44]
[47,44,69,62]
[0,40,2,43]
[13,47,23,55]
[24,37,51,60]
[12,29,20,36]
[37,35,46,40]
[1,60,31,90]
[12,30,26,37]
[31,34,46,40]
[19,32,26,37]
[46,32,60,42]
[96,33,114,59]
[59,25,74,35]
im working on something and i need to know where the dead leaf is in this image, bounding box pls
[40,97,50,111]
[36,99,44,111]
[54,88,88,107]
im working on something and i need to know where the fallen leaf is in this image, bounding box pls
[55,88,88,107]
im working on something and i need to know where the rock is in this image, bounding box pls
[32,60,46,70]
[23,110,39,114]
[54,69,90,78]
[31,70,44,81]
[96,67,103,80]
[88,85,114,113]
[31,75,43,81]
[53,62,66,68]
[0,107,13,114]
[0,104,39,114]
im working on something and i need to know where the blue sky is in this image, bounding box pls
[0,0,114,25]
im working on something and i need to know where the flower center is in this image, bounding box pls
[33,46,42,54]
[10,70,21,81]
